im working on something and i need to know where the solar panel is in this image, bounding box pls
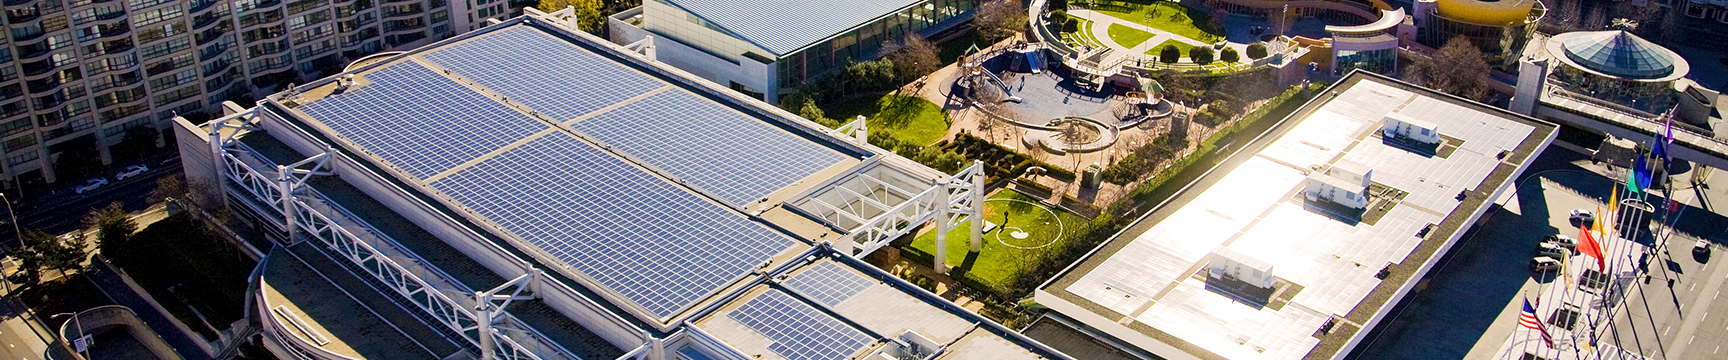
[421,26,665,121]
[783,262,874,307]
[432,133,795,318]
[574,90,850,206]
[729,289,874,360]
[297,61,547,179]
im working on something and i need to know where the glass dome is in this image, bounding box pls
[1558,30,1679,80]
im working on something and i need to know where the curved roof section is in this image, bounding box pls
[1326,8,1405,33]
[662,0,922,56]
[1435,0,1538,25]
[1548,30,1689,81]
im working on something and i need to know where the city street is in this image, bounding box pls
[0,155,180,245]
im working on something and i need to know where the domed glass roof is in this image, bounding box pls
[1559,30,1679,79]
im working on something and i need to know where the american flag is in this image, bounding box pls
[1521,298,1555,348]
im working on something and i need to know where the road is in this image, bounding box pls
[0,155,180,246]
[1599,168,1728,359]
[0,296,52,360]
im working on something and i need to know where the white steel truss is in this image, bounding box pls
[210,121,578,360]
[839,161,984,274]
[836,115,868,144]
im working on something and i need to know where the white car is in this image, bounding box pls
[115,164,148,180]
[74,178,108,194]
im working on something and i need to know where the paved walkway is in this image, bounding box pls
[1068,9,1248,67]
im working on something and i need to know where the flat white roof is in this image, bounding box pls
[1039,73,1556,360]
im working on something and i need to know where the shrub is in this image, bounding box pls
[1159,45,1181,64]
[1220,47,1240,63]
[843,58,897,93]
[797,98,841,128]
[1189,46,1215,65]
[1246,42,1269,59]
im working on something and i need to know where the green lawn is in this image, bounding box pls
[1144,39,1196,57]
[825,93,952,145]
[1090,1,1223,43]
[901,189,1088,295]
[1106,23,1157,48]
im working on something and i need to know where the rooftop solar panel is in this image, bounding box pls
[729,289,875,360]
[783,262,874,307]
[421,26,666,122]
[574,90,850,206]
[432,132,795,318]
[297,61,547,179]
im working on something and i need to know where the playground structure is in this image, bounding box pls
[954,46,1175,156]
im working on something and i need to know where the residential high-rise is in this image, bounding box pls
[0,0,458,188]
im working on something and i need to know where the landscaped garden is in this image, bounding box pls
[899,189,1088,296]
[1086,0,1224,43]
[1146,39,1195,56]
[825,93,952,146]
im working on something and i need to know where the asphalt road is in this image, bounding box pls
[1600,171,1728,360]
[0,155,180,246]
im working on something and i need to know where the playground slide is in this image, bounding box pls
[978,69,1023,103]
[1025,51,1043,74]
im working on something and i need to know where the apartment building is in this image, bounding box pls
[0,0,457,188]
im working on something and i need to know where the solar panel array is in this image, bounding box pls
[783,262,874,307]
[421,25,665,121]
[575,90,849,206]
[297,61,546,179]
[433,133,795,318]
[729,289,874,360]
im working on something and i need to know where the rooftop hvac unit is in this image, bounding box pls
[1383,112,1441,145]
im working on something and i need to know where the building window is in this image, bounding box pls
[1687,4,1708,18]
[7,151,39,166]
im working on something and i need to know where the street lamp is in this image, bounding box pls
[52,312,88,359]
[0,192,21,251]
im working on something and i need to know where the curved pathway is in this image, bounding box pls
[1068,9,1249,67]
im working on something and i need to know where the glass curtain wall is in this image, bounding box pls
[777,0,979,88]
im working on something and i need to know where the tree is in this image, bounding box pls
[537,0,605,33]
[1189,46,1214,65]
[86,202,136,254]
[885,34,940,84]
[1048,0,1068,11]
[976,0,1027,42]
[1246,42,1268,59]
[18,229,85,280]
[1403,37,1492,102]
[1159,45,1181,64]
[1219,47,1239,63]
[1050,10,1070,33]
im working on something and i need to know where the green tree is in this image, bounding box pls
[1246,42,1268,60]
[86,202,136,254]
[1189,46,1214,65]
[1048,0,1068,11]
[1220,47,1240,63]
[843,58,896,93]
[537,0,605,33]
[976,0,1027,42]
[797,98,841,128]
[1049,10,1070,33]
[17,229,86,280]
[1159,45,1181,64]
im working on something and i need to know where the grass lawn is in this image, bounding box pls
[1144,39,1196,56]
[1091,1,1222,43]
[1106,23,1157,48]
[824,93,951,145]
[901,189,1088,295]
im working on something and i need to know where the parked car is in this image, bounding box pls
[1531,256,1562,272]
[1695,240,1711,257]
[1570,209,1595,225]
[74,178,108,194]
[1535,242,1570,258]
[114,164,148,180]
[1543,234,1576,251]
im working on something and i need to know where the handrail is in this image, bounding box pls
[219,143,576,360]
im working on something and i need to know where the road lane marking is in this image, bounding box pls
[1666,326,1672,336]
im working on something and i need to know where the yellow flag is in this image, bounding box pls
[1595,205,1605,236]
[1605,185,1618,236]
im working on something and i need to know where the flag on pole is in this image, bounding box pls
[1607,183,1619,237]
[1635,154,1654,192]
[1627,164,1643,195]
[1594,206,1605,235]
[1579,225,1606,272]
[1522,298,1555,349]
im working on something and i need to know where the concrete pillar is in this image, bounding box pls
[969,161,984,253]
[1510,57,1549,116]
[935,191,950,274]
